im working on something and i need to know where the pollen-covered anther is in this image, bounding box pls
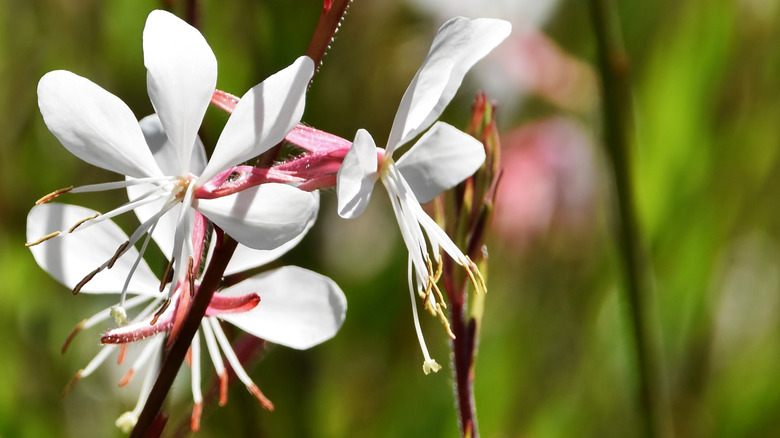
[188,257,195,297]
[24,231,60,247]
[218,371,228,406]
[35,186,73,205]
[68,213,100,233]
[248,384,275,411]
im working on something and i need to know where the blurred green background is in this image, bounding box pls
[2,0,780,437]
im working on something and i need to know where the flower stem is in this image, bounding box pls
[587,1,667,437]
[129,236,238,438]
[305,0,351,73]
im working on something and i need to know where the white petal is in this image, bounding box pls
[395,121,485,204]
[336,129,379,219]
[37,70,162,178]
[130,115,208,257]
[199,56,314,182]
[196,183,318,250]
[26,204,160,294]
[144,10,217,175]
[218,266,347,350]
[139,114,207,176]
[224,192,319,275]
[386,17,511,154]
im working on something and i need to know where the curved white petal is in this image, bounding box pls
[37,71,162,178]
[395,122,485,204]
[199,56,314,182]
[218,266,347,350]
[336,129,379,219]
[144,10,217,175]
[386,17,511,154]
[224,191,319,275]
[26,204,160,295]
[139,114,207,176]
[196,183,318,250]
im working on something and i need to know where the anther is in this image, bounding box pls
[160,258,175,292]
[61,319,86,354]
[218,371,228,406]
[68,213,100,233]
[118,369,134,387]
[191,402,203,432]
[188,257,195,297]
[422,359,442,375]
[150,299,171,326]
[73,267,101,295]
[62,369,84,398]
[435,305,455,339]
[107,242,129,269]
[248,384,275,411]
[117,344,128,365]
[25,231,60,247]
[35,186,73,205]
[465,257,487,294]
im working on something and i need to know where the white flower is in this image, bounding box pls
[27,202,347,432]
[336,17,510,373]
[29,10,318,308]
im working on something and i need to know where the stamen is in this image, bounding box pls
[464,257,487,294]
[188,257,195,297]
[61,319,86,354]
[150,299,171,326]
[434,304,455,339]
[110,306,128,325]
[62,370,83,398]
[191,402,203,432]
[70,176,173,194]
[24,231,60,247]
[73,267,101,295]
[190,330,203,431]
[161,258,175,292]
[118,369,134,387]
[36,186,73,204]
[117,344,128,365]
[201,321,228,405]
[68,213,100,233]
[208,317,274,409]
[407,258,440,375]
[248,384,275,411]
[107,242,130,269]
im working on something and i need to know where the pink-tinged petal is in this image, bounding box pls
[218,266,347,350]
[395,121,485,204]
[336,129,379,219]
[200,56,315,182]
[386,17,511,154]
[195,183,318,250]
[224,191,320,275]
[144,10,217,175]
[285,124,353,154]
[138,114,207,176]
[26,204,160,295]
[37,71,162,178]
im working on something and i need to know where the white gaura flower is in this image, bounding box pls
[336,17,510,374]
[27,203,346,432]
[28,10,318,312]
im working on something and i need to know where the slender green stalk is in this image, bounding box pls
[587,1,667,437]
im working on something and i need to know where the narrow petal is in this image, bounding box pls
[336,129,379,219]
[224,191,319,275]
[26,204,160,294]
[386,17,511,154]
[200,56,314,182]
[195,184,318,250]
[395,121,485,204]
[37,70,162,178]
[218,266,347,350]
[144,10,217,175]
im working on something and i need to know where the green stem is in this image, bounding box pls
[587,1,665,437]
